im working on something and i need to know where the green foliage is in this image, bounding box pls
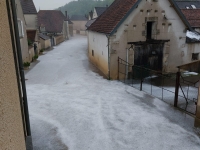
[40,49,44,53]
[57,0,114,17]
[23,62,30,67]
[28,39,33,46]
[34,55,38,60]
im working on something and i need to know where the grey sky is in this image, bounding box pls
[33,0,74,11]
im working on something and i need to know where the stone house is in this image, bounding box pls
[70,15,88,35]
[0,0,32,149]
[88,0,200,80]
[15,0,29,63]
[20,0,39,60]
[38,10,70,46]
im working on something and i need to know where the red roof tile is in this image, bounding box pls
[38,10,66,33]
[181,9,200,27]
[88,0,138,34]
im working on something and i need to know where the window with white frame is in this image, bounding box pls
[17,19,24,38]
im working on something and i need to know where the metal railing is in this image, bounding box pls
[118,57,198,115]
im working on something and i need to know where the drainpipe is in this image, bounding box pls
[106,35,111,80]
[10,0,32,137]
[126,48,129,79]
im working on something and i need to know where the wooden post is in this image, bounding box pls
[195,86,200,127]
[174,71,180,107]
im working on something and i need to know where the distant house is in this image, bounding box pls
[87,0,200,80]
[20,0,39,60]
[92,7,108,19]
[38,10,70,46]
[1,0,32,149]
[86,7,107,29]
[70,15,88,35]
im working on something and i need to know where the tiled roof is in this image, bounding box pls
[86,18,96,28]
[88,0,138,34]
[175,0,200,9]
[181,9,200,27]
[20,0,37,14]
[38,10,66,33]
[95,7,107,17]
[70,15,88,21]
[39,33,50,40]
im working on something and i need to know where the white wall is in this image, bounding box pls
[24,14,37,30]
[88,31,109,77]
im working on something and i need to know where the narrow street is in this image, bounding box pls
[26,35,200,150]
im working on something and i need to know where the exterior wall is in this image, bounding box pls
[29,46,35,61]
[109,0,200,79]
[72,20,87,33]
[40,38,51,50]
[24,14,39,43]
[55,35,64,45]
[63,21,69,40]
[16,0,29,62]
[93,8,98,19]
[88,31,109,77]
[69,24,73,36]
[0,0,26,149]
[24,14,37,30]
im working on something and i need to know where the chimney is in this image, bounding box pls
[65,11,68,17]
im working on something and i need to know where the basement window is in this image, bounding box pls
[192,53,199,60]
[92,50,94,56]
[146,22,153,40]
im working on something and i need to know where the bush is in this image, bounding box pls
[40,49,44,53]
[34,55,38,60]
[23,62,30,67]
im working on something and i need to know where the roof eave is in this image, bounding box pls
[110,0,142,36]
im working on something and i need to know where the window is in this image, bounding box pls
[192,53,199,60]
[92,50,94,56]
[17,19,24,38]
[146,22,153,40]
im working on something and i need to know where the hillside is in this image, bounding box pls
[57,0,114,17]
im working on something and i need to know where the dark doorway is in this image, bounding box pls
[147,22,153,40]
[134,43,164,71]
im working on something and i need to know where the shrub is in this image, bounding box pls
[23,62,30,67]
[34,55,38,60]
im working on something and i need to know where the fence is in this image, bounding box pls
[118,57,198,115]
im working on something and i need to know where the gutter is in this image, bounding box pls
[8,0,32,148]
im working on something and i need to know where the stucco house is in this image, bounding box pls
[88,0,200,80]
[38,10,70,46]
[70,15,88,35]
[20,0,39,60]
[0,0,32,149]
[86,6,108,29]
